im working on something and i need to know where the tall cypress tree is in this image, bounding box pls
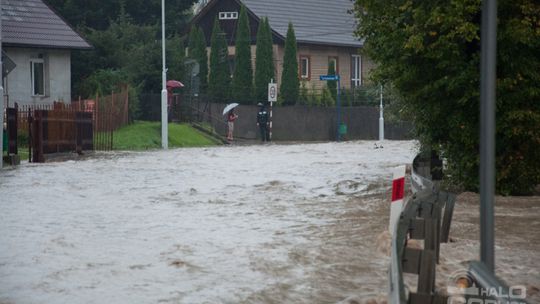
[327,60,337,102]
[188,26,199,58]
[231,5,253,104]
[196,27,208,94]
[280,22,299,105]
[255,18,275,104]
[208,18,230,102]
[188,27,209,94]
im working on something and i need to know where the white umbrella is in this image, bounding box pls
[222,103,239,115]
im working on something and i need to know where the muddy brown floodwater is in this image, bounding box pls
[0,142,539,304]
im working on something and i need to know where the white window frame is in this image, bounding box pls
[300,56,310,79]
[30,58,45,96]
[219,11,238,20]
[351,54,362,87]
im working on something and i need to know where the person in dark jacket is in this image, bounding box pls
[256,103,269,142]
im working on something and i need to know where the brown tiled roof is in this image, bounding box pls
[2,0,91,49]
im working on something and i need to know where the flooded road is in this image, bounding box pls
[1,141,538,303]
[436,192,540,302]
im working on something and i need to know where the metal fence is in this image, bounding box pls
[29,109,93,162]
[11,87,130,161]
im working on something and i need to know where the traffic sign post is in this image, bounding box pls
[268,80,277,141]
[320,74,341,141]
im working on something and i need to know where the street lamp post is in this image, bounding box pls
[379,84,384,142]
[161,0,168,149]
[480,0,497,273]
[0,0,4,169]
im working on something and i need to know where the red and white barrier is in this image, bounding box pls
[389,165,406,234]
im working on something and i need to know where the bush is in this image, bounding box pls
[320,87,335,107]
[17,129,29,147]
[298,81,309,105]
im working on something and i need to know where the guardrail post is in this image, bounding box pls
[440,193,456,243]
[417,249,436,294]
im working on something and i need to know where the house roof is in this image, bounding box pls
[242,0,362,47]
[192,0,362,48]
[1,0,91,49]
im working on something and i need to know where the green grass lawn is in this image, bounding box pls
[112,121,221,150]
[2,149,29,163]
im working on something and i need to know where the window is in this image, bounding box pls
[299,56,310,80]
[328,56,339,74]
[31,59,45,96]
[219,11,238,20]
[351,55,362,87]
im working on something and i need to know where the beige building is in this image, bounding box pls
[190,0,374,92]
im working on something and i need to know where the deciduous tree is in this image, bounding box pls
[353,0,540,194]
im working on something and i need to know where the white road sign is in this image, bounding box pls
[268,83,277,102]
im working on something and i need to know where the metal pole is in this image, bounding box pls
[0,0,4,169]
[336,75,341,142]
[269,78,273,141]
[480,0,497,273]
[161,0,168,149]
[379,84,384,141]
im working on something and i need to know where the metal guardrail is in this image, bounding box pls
[390,154,526,304]
[458,261,530,304]
[389,155,456,303]
[389,188,456,303]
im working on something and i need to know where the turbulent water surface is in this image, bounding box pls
[1,141,539,303]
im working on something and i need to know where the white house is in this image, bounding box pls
[1,0,91,107]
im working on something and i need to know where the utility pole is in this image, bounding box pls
[379,84,384,142]
[336,76,341,142]
[0,0,4,169]
[480,0,497,273]
[161,0,168,149]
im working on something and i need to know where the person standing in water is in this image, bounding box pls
[227,109,238,141]
[256,103,269,142]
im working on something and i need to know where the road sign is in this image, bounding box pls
[2,51,16,78]
[319,75,339,81]
[268,83,277,102]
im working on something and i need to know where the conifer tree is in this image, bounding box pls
[231,5,253,104]
[280,22,299,105]
[196,27,208,93]
[208,18,230,102]
[188,27,208,94]
[255,18,275,103]
[327,60,337,102]
[188,26,199,58]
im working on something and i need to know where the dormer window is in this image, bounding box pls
[219,12,238,20]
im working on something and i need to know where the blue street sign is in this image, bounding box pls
[320,75,340,81]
